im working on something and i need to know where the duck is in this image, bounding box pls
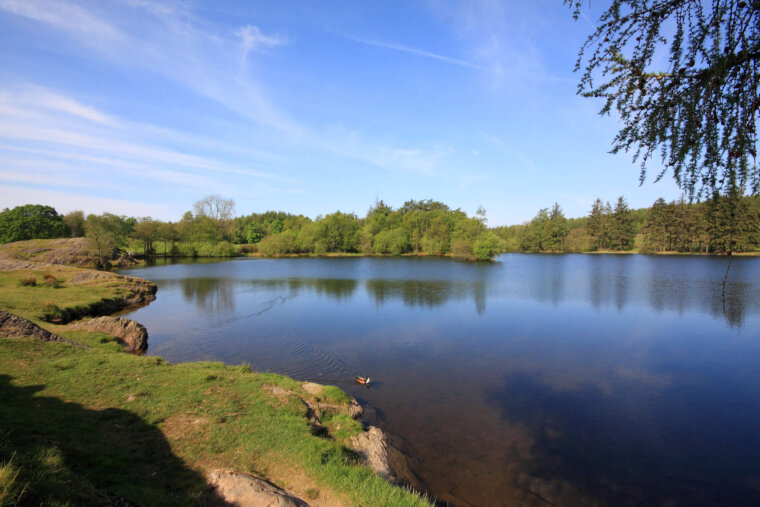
[354,376,371,386]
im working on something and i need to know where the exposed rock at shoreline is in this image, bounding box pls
[298,381,424,491]
[301,382,364,419]
[350,427,394,480]
[207,470,309,507]
[0,237,137,269]
[0,259,157,322]
[349,426,426,493]
[0,311,87,348]
[71,316,148,352]
[68,270,157,308]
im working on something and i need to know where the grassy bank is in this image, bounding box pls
[0,262,429,506]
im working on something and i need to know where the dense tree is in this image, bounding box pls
[545,203,569,251]
[193,195,235,241]
[133,218,161,256]
[156,221,179,256]
[705,188,760,253]
[568,0,760,200]
[641,197,670,251]
[519,208,550,252]
[587,199,610,250]
[63,210,85,237]
[611,196,635,250]
[85,213,132,267]
[0,204,69,243]
[318,211,361,253]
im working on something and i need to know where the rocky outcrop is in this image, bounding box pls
[298,381,422,489]
[348,426,426,492]
[0,311,87,348]
[301,382,363,419]
[67,271,157,308]
[0,237,126,268]
[70,316,148,352]
[207,470,309,507]
[350,427,394,480]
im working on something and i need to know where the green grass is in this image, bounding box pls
[0,263,430,506]
[0,267,148,325]
[0,339,429,506]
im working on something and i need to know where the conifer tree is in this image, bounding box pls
[612,196,635,250]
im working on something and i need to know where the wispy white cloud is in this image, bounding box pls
[0,85,304,203]
[1,0,299,134]
[426,0,566,90]
[0,1,453,202]
[237,25,284,67]
[0,85,116,126]
[348,36,491,71]
[0,0,125,45]
[316,125,451,177]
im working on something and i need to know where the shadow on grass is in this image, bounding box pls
[0,374,226,505]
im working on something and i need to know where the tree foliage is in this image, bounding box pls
[63,211,85,238]
[492,194,759,254]
[0,205,69,243]
[568,0,760,199]
[85,213,133,267]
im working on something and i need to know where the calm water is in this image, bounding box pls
[121,254,760,506]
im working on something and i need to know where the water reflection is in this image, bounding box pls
[180,278,235,314]
[242,278,359,301]
[487,368,760,506]
[367,279,471,309]
[119,255,760,507]
[132,255,760,325]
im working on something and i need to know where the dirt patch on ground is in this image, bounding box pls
[161,413,211,441]
[258,460,351,507]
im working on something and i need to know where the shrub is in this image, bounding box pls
[42,273,60,288]
[18,276,37,287]
[450,240,473,258]
[238,243,258,254]
[41,301,65,323]
[472,235,500,261]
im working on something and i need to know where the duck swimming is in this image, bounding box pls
[354,376,371,386]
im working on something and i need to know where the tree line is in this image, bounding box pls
[3,194,757,263]
[493,194,760,254]
[233,198,500,260]
[0,196,501,262]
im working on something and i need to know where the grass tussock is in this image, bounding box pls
[18,276,36,287]
[41,273,60,288]
[0,453,28,507]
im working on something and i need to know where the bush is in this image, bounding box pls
[450,240,473,258]
[258,232,297,256]
[18,276,37,287]
[42,273,60,288]
[41,301,65,323]
[472,235,500,261]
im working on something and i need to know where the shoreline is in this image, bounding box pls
[132,249,760,263]
[0,250,430,506]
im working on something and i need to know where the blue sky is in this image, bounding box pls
[0,0,683,225]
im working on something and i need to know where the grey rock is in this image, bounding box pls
[207,470,309,507]
[71,316,148,352]
[0,311,87,348]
